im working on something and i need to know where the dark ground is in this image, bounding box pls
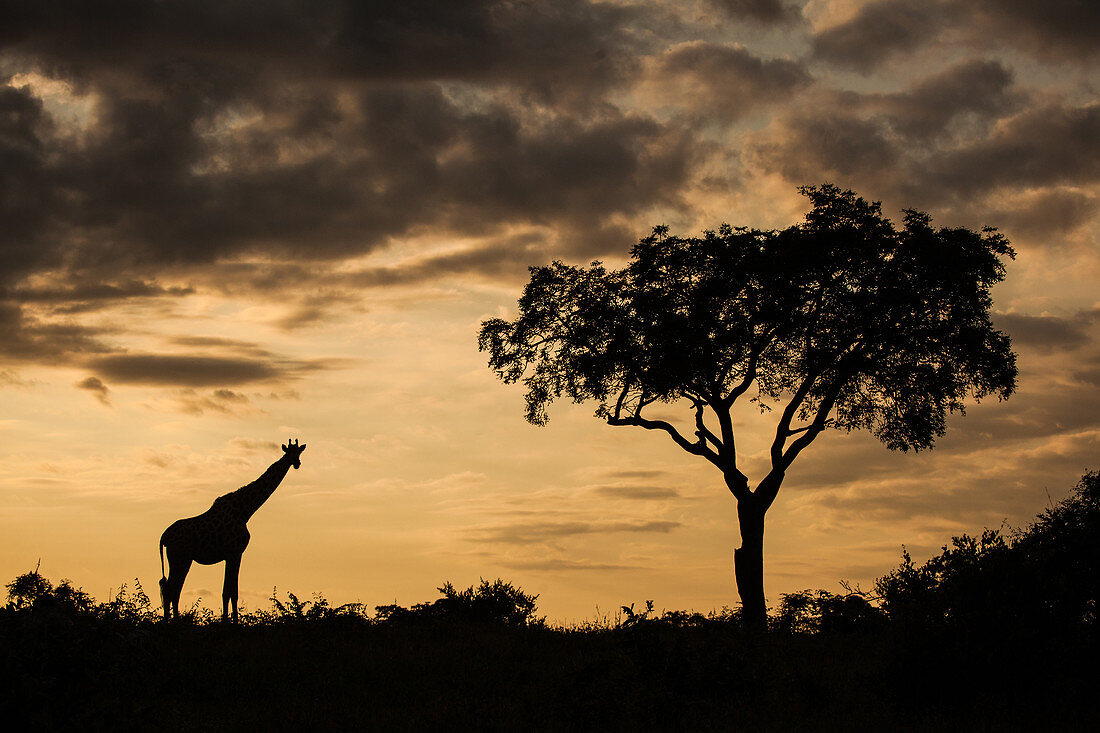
[2,607,1095,731]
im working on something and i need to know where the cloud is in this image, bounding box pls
[502,558,639,571]
[966,0,1100,64]
[812,0,1100,71]
[598,468,671,481]
[228,437,280,453]
[876,59,1020,141]
[593,484,681,500]
[748,64,1099,218]
[3,0,641,99]
[468,519,681,545]
[811,0,948,72]
[0,368,32,387]
[2,71,691,292]
[0,302,112,362]
[791,428,1100,527]
[707,0,802,24]
[74,375,110,405]
[0,0,696,354]
[985,188,1099,240]
[86,353,325,387]
[169,388,258,416]
[995,311,1098,354]
[11,280,195,315]
[917,103,1100,200]
[649,42,812,123]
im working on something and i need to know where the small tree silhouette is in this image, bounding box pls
[4,563,52,610]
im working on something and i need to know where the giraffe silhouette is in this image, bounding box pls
[158,439,306,621]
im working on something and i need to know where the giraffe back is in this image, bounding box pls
[160,494,251,565]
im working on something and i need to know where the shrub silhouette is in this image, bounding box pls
[876,470,1099,633]
[263,588,366,624]
[4,564,54,610]
[375,578,543,627]
[775,587,883,634]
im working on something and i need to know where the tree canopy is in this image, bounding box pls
[480,184,1015,481]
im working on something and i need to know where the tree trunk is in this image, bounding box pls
[734,499,767,632]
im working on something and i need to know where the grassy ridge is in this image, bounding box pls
[4,472,1098,731]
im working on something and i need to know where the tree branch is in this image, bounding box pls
[608,403,723,469]
[690,398,724,454]
[769,341,862,465]
[726,322,783,403]
[770,365,825,465]
[779,372,850,470]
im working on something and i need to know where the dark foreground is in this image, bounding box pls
[3,606,1095,732]
[5,472,1099,731]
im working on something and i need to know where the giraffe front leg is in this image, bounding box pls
[223,553,242,623]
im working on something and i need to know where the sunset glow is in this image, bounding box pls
[2,0,1097,622]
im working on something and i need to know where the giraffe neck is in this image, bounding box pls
[228,454,294,522]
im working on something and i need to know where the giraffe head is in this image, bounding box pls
[282,438,307,469]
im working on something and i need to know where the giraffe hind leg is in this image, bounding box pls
[165,553,193,621]
[223,553,242,623]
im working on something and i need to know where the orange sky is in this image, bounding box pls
[2,0,1098,622]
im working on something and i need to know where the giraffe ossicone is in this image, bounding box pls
[159,438,307,621]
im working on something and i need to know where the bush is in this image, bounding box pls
[875,470,1099,633]
[376,578,543,627]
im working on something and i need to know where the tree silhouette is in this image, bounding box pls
[479,184,1017,630]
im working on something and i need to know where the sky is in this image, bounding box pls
[1,0,1098,622]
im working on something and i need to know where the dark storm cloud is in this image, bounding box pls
[995,311,1097,354]
[0,83,64,290]
[972,0,1100,62]
[813,0,1100,71]
[2,61,687,286]
[750,61,1099,216]
[877,59,1019,141]
[811,0,948,72]
[2,0,638,97]
[918,103,1100,199]
[707,0,802,24]
[86,353,327,387]
[0,0,688,347]
[750,107,898,185]
[986,189,1098,239]
[654,42,812,122]
[0,302,112,361]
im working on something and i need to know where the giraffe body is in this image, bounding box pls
[159,439,305,621]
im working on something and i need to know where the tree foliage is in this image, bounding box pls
[479,184,1016,473]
